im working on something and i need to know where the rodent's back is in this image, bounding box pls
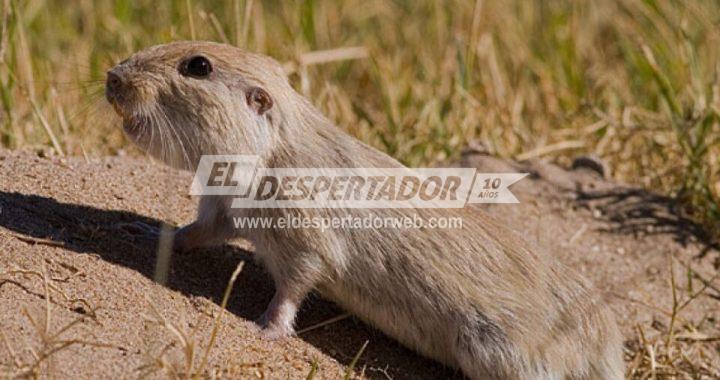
[334,209,621,378]
[259,200,623,378]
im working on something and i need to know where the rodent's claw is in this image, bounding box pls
[259,325,294,341]
[255,312,270,328]
[113,221,161,237]
[255,308,295,340]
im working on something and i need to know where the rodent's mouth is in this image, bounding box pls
[106,86,152,142]
[106,93,141,136]
[105,89,127,118]
[122,114,149,136]
[110,102,125,118]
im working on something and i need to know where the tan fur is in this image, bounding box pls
[106,41,624,379]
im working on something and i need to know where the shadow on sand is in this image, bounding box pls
[0,190,462,379]
[577,188,720,260]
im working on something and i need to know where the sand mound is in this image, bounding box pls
[1,149,718,378]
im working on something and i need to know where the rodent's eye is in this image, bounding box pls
[180,56,213,78]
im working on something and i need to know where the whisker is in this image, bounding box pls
[152,106,170,165]
[152,108,172,165]
[63,93,106,125]
[160,107,192,170]
[147,105,157,161]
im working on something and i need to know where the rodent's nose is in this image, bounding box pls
[106,70,125,94]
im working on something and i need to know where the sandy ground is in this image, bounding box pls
[0,148,718,379]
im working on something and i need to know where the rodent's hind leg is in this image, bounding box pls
[254,257,323,340]
[255,286,307,340]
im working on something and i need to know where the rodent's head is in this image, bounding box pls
[106,41,295,170]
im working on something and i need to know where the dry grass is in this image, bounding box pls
[624,257,720,379]
[138,262,245,379]
[0,263,109,379]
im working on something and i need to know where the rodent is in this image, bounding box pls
[105,41,624,379]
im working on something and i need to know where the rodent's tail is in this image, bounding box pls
[586,347,624,380]
[577,307,625,380]
[540,290,625,380]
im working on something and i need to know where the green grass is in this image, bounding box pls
[0,0,718,235]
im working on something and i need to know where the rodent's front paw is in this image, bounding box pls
[171,224,204,254]
[171,233,190,254]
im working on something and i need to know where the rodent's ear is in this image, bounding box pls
[245,87,273,116]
